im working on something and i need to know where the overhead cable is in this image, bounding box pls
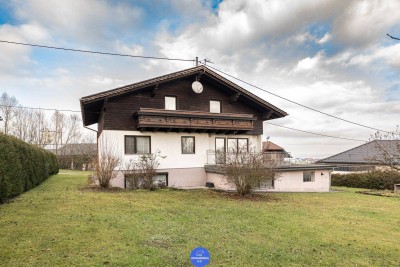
[0,40,194,62]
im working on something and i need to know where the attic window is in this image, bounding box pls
[210,100,221,113]
[165,96,176,110]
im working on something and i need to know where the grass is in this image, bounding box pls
[0,171,399,266]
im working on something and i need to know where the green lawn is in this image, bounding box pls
[0,171,399,266]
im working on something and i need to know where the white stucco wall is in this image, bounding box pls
[99,130,261,169]
[271,170,331,192]
[206,170,331,192]
[99,130,262,188]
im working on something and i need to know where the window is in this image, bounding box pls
[181,136,195,154]
[215,137,226,164]
[258,179,274,189]
[125,173,168,189]
[154,173,168,187]
[210,100,221,113]
[165,96,176,110]
[227,138,248,152]
[303,171,315,182]
[125,136,151,154]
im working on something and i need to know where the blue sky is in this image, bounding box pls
[0,0,399,158]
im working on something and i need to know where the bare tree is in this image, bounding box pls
[0,92,18,135]
[370,127,400,171]
[220,142,278,196]
[387,33,400,40]
[94,133,121,188]
[12,108,51,147]
[123,150,165,190]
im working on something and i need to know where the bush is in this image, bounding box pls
[0,133,59,203]
[332,171,400,190]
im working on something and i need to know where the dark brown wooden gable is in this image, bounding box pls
[99,76,266,135]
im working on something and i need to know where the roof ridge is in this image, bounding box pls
[318,140,369,162]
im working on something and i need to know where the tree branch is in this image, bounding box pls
[387,33,400,40]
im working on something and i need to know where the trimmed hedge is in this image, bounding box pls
[332,171,400,190]
[0,133,59,203]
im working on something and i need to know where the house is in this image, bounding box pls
[317,140,400,173]
[56,143,97,170]
[80,65,333,192]
[262,140,291,164]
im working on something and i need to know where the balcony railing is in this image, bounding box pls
[135,108,256,134]
[206,151,292,166]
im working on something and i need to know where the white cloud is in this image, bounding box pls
[114,40,144,56]
[0,22,49,74]
[12,0,143,47]
[318,33,331,44]
[294,54,321,72]
[332,0,400,46]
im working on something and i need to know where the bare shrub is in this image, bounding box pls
[94,134,121,188]
[220,142,278,196]
[123,150,165,190]
[370,127,400,171]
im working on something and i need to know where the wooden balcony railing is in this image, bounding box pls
[135,108,256,133]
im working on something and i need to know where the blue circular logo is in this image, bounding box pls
[190,247,210,267]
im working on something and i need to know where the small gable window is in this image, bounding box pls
[165,96,176,110]
[210,100,221,113]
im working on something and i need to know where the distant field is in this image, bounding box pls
[1,171,399,266]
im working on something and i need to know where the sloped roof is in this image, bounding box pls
[58,143,97,156]
[317,140,400,165]
[262,141,285,152]
[80,65,288,126]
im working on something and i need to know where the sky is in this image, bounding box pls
[0,0,399,158]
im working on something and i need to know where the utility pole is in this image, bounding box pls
[55,110,59,155]
[195,56,198,66]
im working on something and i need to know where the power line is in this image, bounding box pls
[0,39,392,134]
[266,122,366,142]
[203,63,393,134]
[0,40,195,62]
[1,103,368,141]
[0,104,80,113]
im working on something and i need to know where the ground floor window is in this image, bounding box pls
[303,171,315,182]
[181,136,195,154]
[258,179,274,189]
[125,136,151,154]
[227,138,248,152]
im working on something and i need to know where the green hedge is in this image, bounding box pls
[0,133,59,203]
[332,170,400,190]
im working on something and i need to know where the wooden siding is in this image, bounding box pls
[136,108,255,133]
[101,77,265,135]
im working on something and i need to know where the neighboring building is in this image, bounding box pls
[317,140,400,172]
[57,143,97,170]
[262,141,291,164]
[80,66,332,192]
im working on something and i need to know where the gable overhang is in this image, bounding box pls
[80,66,288,126]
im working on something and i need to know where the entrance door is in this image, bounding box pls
[215,138,226,164]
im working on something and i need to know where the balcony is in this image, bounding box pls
[206,151,292,166]
[135,108,256,134]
